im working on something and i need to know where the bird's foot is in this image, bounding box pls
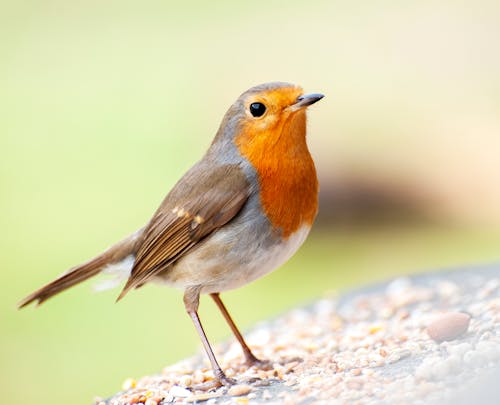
[191,373,236,392]
[217,373,237,387]
[244,353,273,370]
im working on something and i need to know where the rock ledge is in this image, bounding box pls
[99,265,500,405]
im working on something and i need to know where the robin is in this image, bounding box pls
[19,82,324,386]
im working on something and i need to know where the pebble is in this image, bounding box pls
[426,312,471,342]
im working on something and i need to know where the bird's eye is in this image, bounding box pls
[249,102,266,117]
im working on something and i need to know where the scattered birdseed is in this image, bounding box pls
[100,265,500,404]
[227,384,252,396]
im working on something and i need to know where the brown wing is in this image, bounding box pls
[116,164,250,300]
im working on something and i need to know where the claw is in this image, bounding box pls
[219,375,237,386]
[214,369,237,387]
[191,374,236,392]
[245,354,273,370]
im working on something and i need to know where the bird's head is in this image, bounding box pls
[235,82,323,135]
[212,82,324,158]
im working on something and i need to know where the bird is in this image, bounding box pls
[19,82,324,387]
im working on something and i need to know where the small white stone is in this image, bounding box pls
[163,394,174,402]
[386,277,412,295]
[170,385,192,398]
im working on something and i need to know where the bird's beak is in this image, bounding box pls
[288,93,324,112]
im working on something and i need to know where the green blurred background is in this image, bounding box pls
[2,1,499,404]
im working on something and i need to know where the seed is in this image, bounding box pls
[121,378,136,391]
[178,375,192,387]
[228,384,252,396]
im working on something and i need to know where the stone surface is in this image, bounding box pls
[99,264,500,404]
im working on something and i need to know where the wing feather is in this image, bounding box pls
[117,164,250,300]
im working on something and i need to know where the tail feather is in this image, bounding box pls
[18,230,142,308]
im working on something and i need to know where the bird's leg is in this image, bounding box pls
[184,288,235,387]
[210,293,269,368]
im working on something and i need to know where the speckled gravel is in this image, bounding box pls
[99,265,500,405]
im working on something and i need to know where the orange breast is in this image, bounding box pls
[235,110,318,238]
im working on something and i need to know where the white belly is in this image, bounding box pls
[162,225,312,293]
[95,225,312,295]
[208,225,311,293]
